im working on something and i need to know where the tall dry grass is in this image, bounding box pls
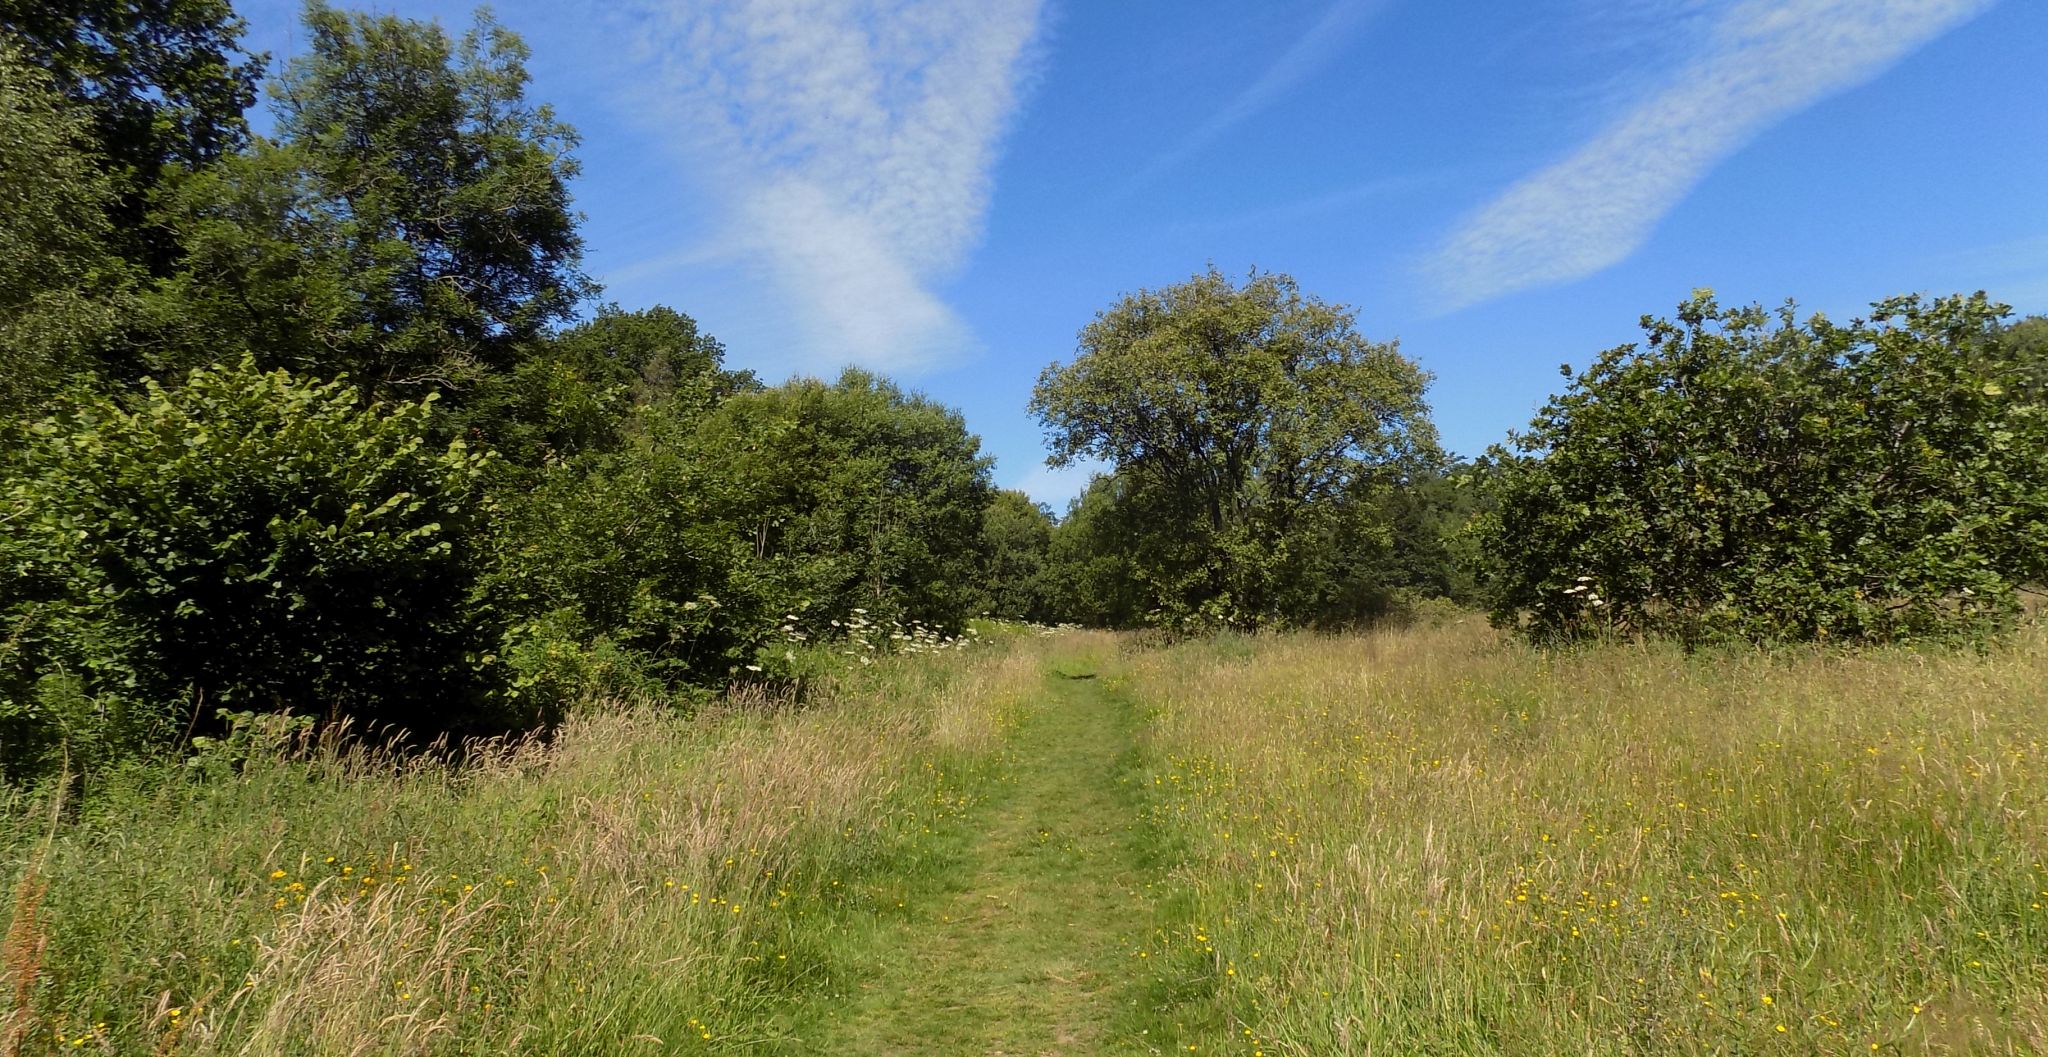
[1124,620,2048,1055]
[0,632,1047,1055]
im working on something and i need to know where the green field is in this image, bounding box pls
[6,621,2047,1055]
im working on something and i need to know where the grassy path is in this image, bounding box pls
[810,640,1148,1055]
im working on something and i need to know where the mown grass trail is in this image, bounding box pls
[811,638,1147,1055]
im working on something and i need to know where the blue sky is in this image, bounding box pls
[238,0,2048,508]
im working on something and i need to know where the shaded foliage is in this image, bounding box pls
[0,49,135,420]
[1042,473,1154,630]
[975,490,1056,622]
[0,0,262,273]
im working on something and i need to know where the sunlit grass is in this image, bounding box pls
[0,633,1046,1056]
[11,620,2045,1055]
[1122,620,2048,1055]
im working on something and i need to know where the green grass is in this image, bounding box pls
[7,621,2048,1055]
[0,634,1045,1055]
[1121,621,2048,1055]
[808,630,1152,1054]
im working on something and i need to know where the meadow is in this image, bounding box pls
[1,631,1045,1055]
[6,4,2044,1053]
[5,619,2047,1055]
[1122,619,2048,1055]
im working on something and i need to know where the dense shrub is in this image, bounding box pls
[471,368,998,705]
[462,310,768,705]
[1476,291,2048,644]
[0,359,495,779]
[685,369,995,634]
[476,435,757,706]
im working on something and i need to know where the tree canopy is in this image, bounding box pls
[686,370,995,634]
[0,48,133,419]
[976,490,1057,622]
[143,2,588,394]
[0,0,262,272]
[1031,268,1439,628]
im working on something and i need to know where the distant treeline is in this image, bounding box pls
[3,1,2043,782]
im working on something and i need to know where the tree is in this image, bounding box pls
[687,370,995,633]
[145,2,590,394]
[1042,473,1153,628]
[975,490,1055,621]
[1995,315,2048,397]
[137,140,357,385]
[467,309,763,702]
[1476,290,2048,644]
[1377,458,1486,605]
[0,48,134,420]
[544,304,751,412]
[453,304,755,472]
[1030,267,1438,628]
[0,0,262,273]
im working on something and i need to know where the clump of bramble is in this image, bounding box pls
[1475,291,2047,645]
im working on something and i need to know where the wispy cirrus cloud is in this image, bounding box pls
[1429,0,1997,312]
[613,0,1047,370]
[1119,0,1386,196]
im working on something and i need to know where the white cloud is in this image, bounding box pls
[1429,0,1996,311]
[615,0,1047,369]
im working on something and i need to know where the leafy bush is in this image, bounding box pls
[1476,291,2048,644]
[456,306,781,706]
[684,369,994,634]
[476,440,754,706]
[0,358,495,779]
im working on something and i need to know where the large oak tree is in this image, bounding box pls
[1031,268,1437,628]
